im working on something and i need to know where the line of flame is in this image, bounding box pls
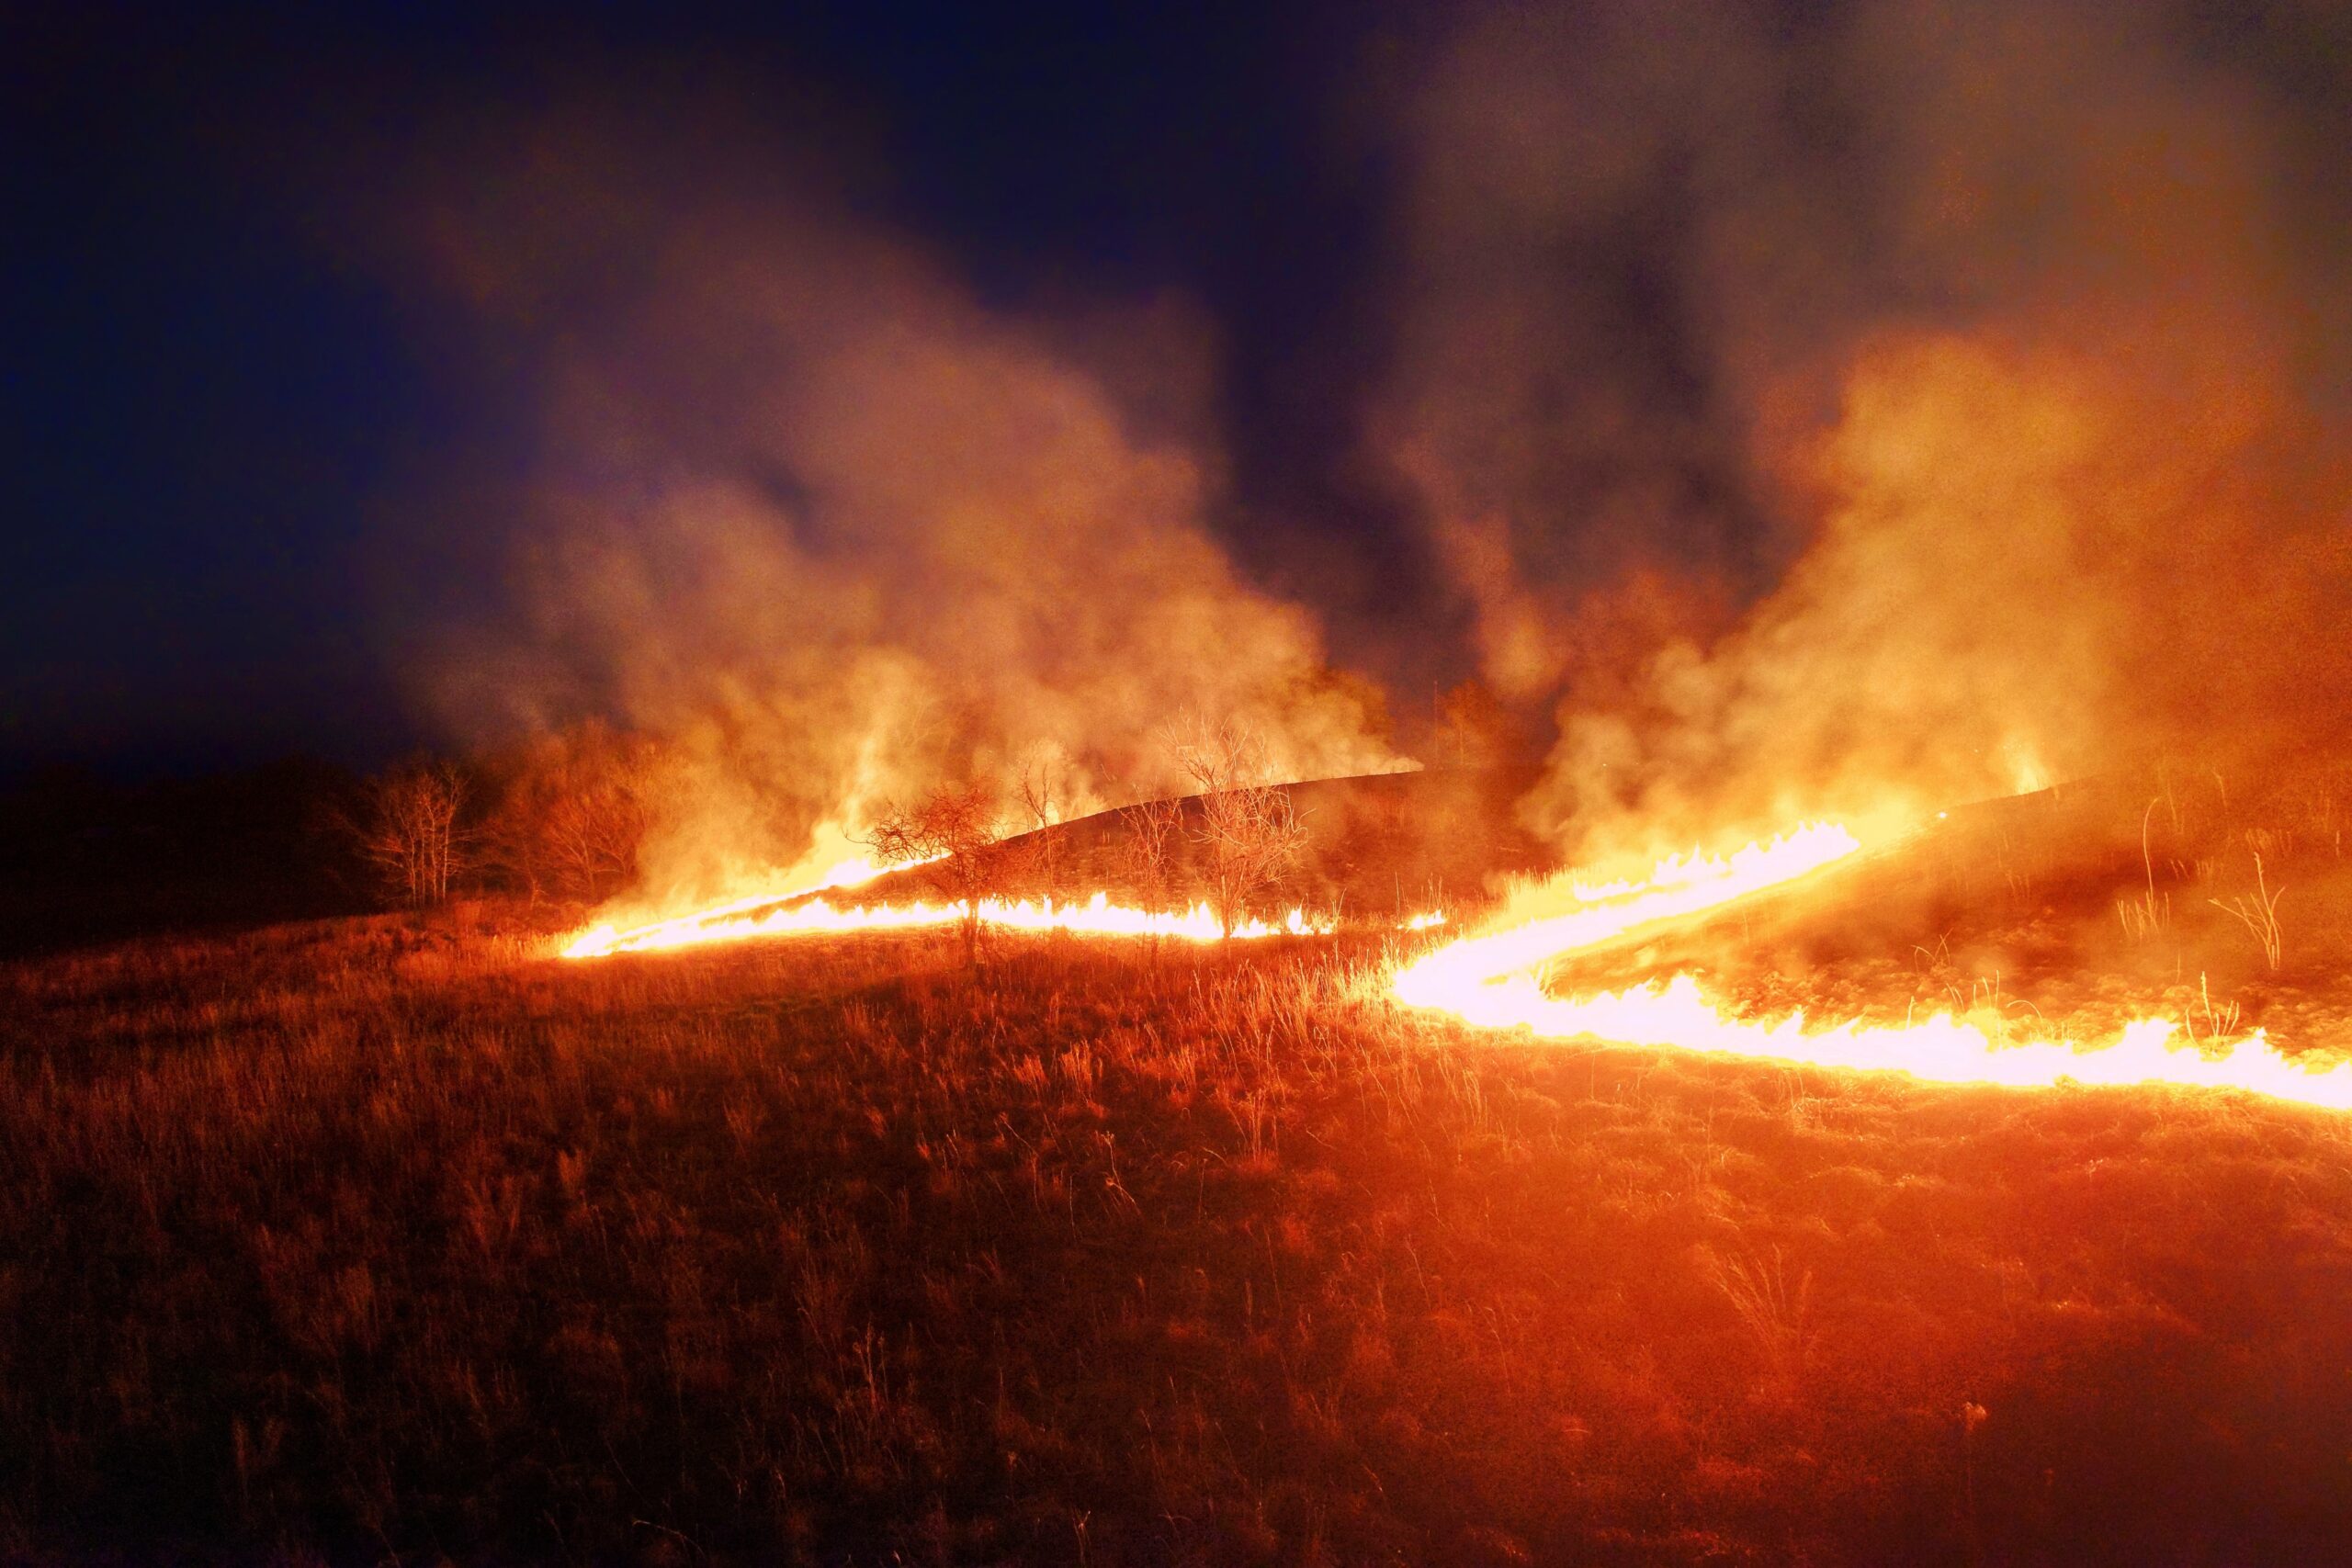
[563,889,1438,958]
[1391,822,2352,1111]
[565,853,929,942]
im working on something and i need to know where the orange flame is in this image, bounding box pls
[1393,823,2352,1111]
[564,890,1344,958]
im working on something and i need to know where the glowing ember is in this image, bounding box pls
[1394,823,2352,1111]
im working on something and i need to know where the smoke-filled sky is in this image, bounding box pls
[7,1,2349,841]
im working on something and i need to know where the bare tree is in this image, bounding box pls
[1170,717,1261,800]
[865,782,1005,964]
[353,760,470,907]
[1118,795,1183,914]
[1435,678,1516,771]
[1117,792,1187,964]
[541,735,656,902]
[1172,720,1309,937]
[483,725,659,904]
[1195,786,1307,937]
[1012,757,1069,911]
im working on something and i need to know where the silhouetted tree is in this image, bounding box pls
[1434,678,1520,771]
[1118,795,1184,914]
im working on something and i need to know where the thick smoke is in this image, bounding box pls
[1377,0,2352,863]
[397,116,1398,914]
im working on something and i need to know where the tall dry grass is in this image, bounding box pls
[1,901,2349,1562]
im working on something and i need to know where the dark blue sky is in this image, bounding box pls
[2,3,1416,774]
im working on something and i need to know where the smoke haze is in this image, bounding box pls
[388,108,1399,912]
[1374,0,2352,862]
[353,2,2352,909]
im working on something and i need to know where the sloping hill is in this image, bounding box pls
[1558,763,2352,1048]
[846,765,1554,920]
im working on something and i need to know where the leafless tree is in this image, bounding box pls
[1011,757,1070,911]
[481,725,659,903]
[353,760,470,907]
[541,783,646,902]
[865,782,1005,964]
[540,732,656,901]
[1170,717,1261,799]
[1435,678,1516,770]
[1172,720,1309,937]
[1118,795,1183,914]
[1195,786,1307,937]
[1117,793,1187,964]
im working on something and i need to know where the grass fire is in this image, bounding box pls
[10,3,2352,1563]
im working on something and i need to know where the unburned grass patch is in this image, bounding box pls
[1,915,2349,1562]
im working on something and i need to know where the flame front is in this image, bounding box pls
[1392,822,2352,1112]
[567,887,1347,958]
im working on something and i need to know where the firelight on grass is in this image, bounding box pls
[1392,820,2352,1111]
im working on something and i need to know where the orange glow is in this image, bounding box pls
[561,849,931,957]
[564,867,1363,956]
[1393,823,2352,1111]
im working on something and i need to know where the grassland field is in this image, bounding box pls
[6,866,2352,1565]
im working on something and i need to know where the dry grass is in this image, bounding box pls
[2211,852,2288,972]
[3,905,2352,1564]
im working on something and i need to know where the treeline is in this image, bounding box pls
[0,700,1541,956]
[346,721,658,910]
[345,720,1320,934]
[0,760,370,957]
[0,727,659,956]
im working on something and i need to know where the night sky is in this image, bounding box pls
[5,3,1424,774]
[6,3,2347,778]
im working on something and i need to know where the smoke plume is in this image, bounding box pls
[1375,0,2352,862]
[391,108,1398,913]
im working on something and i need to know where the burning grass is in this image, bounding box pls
[1391,812,2352,1108]
[6,894,2352,1563]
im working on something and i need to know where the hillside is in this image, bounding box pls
[7,761,2352,1562]
[835,764,1554,919]
[6,897,2351,1563]
[1531,762,2352,1068]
